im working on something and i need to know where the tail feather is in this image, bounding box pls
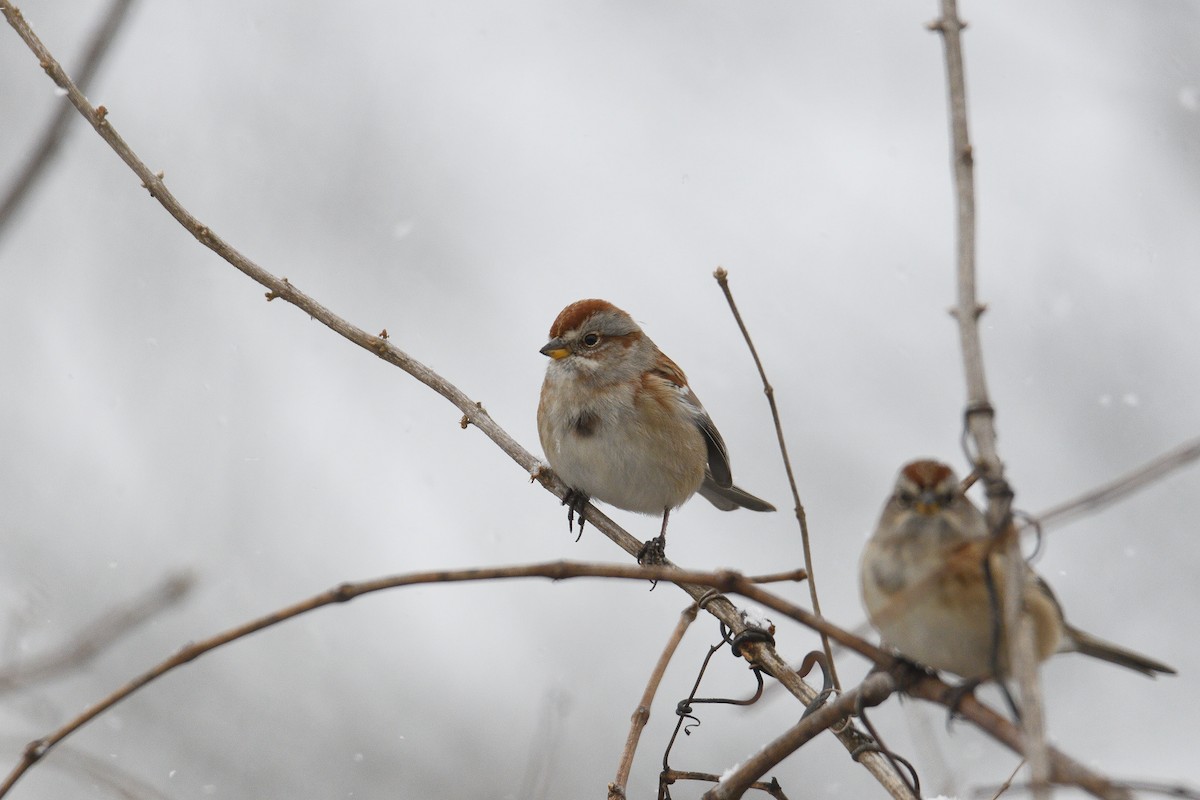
[1065,625,1176,677]
[698,476,776,513]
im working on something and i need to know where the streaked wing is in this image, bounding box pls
[650,354,733,488]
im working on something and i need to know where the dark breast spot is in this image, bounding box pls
[571,411,600,437]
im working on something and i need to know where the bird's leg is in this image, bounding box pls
[885,655,937,691]
[637,508,670,565]
[942,677,985,728]
[562,489,589,541]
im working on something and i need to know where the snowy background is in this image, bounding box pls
[1,1,1198,798]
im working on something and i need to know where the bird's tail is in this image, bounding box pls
[698,476,776,513]
[1064,624,1176,677]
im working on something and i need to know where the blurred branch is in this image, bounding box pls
[973,777,1200,800]
[713,267,840,692]
[44,744,174,800]
[1030,436,1200,531]
[904,677,1132,800]
[608,604,697,800]
[930,1,1048,795]
[0,5,913,796]
[0,572,193,694]
[0,0,136,244]
[0,560,1136,800]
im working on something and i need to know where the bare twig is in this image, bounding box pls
[1100,781,1200,800]
[0,6,916,796]
[975,779,1199,800]
[983,759,1026,800]
[930,1,1048,793]
[608,604,698,800]
[703,672,895,800]
[662,770,789,799]
[713,267,840,692]
[0,572,193,693]
[0,0,136,243]
[747,568,807,585]
[1030,436,1200,531]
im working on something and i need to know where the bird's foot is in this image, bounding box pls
[562,489,589,541]
[637,535,667,566]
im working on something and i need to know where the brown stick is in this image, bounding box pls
[608,604,697,799]
[713,267,841,691]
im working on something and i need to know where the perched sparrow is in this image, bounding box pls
[860,459,1175,681]
[537,299,774,554]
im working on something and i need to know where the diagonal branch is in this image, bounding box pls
[0,572,192,694]
[1031,435,1200,532]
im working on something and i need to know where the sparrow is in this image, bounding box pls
[860,459,1175,681]
[537,299,774,556]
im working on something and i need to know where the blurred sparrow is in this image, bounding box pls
[537,299,775,557]
[860,459,1174,681]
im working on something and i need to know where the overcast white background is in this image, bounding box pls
[1,1,1198,798]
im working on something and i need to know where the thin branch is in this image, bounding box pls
[983,759,1026,800]
[931,1,1048,794]
[713,267,840,692]
[0,561,911,800]
[747,568,807,585]
[973,779,1200,800]
[0,572,193,693]
[608,604,697,800]
[0,0,136,243]
[662,770,789,799]
[1030,436,1200,531]
[0,7,913,796]
[703,672,895,800]
[0,561,1134,800]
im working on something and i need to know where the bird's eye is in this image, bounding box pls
[896,491,915,508]
[581,332,601,347]
[936,492,955,506]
